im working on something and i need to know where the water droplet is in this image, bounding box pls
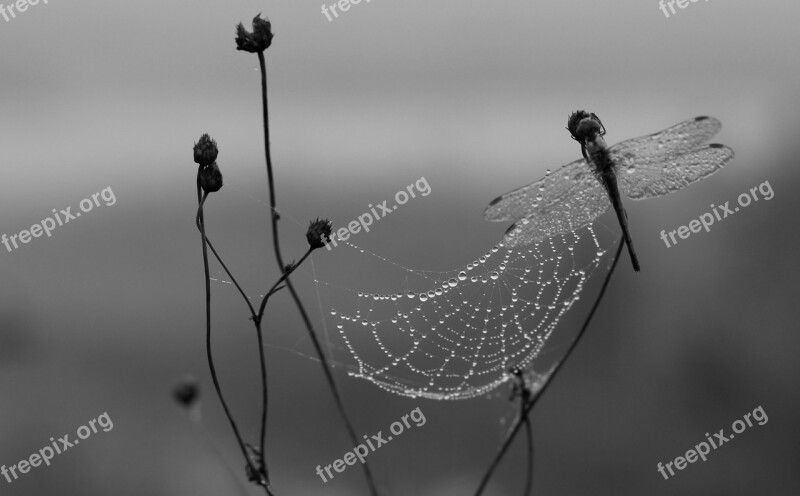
[458,271,467,281]
[407,291,415,299]
[330,310,337,316]
[479,256,486,264]
[427,290,435,299]
[490,271,499,280]
[626,165,636,173]
[535,193,543,201]
[435,288,443,296]
[471,276,478,283]
[448,278,458,287]
[545,168,551,176]
[419,294,428,302]
[498,263,506,271]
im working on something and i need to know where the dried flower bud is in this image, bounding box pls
[193,133,219,167]
[235,14,274,53]
[306,218,332,250]
[200,162,223,193]
[173,377,199,408]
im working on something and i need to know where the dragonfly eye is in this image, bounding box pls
[567,110,592,139]
[574,118,603,142]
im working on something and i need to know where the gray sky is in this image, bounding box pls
[1,1,800,495]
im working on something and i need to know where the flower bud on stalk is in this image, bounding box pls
[235,14,274,53]
[200,162,223,193]
[306,218,332,250]
[193,133,219,167]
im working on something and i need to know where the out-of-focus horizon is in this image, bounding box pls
[1,0,800,494]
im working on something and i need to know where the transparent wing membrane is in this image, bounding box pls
[485,116,734,242]
[485,160,612,247]
[614,144,734,199]
[484,158,591,222]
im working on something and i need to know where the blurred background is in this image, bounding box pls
[1,0,799,494]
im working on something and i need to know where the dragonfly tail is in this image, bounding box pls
[603,175,641,272]
[623,233,641,272]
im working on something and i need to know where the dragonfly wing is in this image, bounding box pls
[484,158,592,222]
[614,144,734,200]
[609,116,734,200]
[502,176,610,248]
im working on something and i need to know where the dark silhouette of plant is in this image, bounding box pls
[188,13,380,496]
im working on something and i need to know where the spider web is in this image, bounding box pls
[207,180,619,401]
[302,222,619,401]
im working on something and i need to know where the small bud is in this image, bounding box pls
[235,14,274,53]
[173,377,199,408]
[193,133,219,167]
[306,218,332,250]
[200,162,223,193]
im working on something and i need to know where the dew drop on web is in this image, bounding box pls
[300,221,618,400]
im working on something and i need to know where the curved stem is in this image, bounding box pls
[258,51,284,270]
[254,317,270,482]
[255,50,380,496]
[473,235,625,496]
[257,249,312,321]
[521,414,533,496]
[195,208,257,318]
[197,184,260,482]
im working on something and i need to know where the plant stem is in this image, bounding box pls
[256,50,380,496]
[196,183,262,486]
[195,230,257,318]
[521,413,533,496]
[473,235,625,496]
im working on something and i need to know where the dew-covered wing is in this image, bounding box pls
[610,116,734,199]
[485,157,593,222]
[500,172,610,248]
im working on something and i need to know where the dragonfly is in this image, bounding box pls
[484,111,735,272]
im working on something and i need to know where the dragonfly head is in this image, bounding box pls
[567,110,606,143]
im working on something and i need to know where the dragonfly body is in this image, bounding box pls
[570,112,641,271]
[485,111,735,272]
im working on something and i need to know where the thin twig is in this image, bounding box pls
[473,234,625,496]
[256,50,381,496]
[521,414,534,496]
[196,183,261,484]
